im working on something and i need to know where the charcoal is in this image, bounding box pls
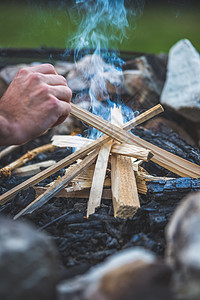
[146,178,200,202]
[125,233,159,252]
[0,217,59,300]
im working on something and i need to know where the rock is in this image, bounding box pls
[57,247,174,300]
[144,117,196,146]
[54,61,74,76]
[161,39,200,122]
[123,56,164,109]
[67,54,110,91]
[0,217,59,300]
[90,69,123,101]
[166,192,200,300]
[0,63,42,84]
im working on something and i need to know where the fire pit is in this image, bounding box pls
[0,46,200,299]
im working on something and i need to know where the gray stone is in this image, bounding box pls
[54,61,74,76]
[67,55,110,91]
[58,247,174,300]
[166,192,200,300]
[161,39,200,122]
[123,56,162,108]
[0,217,59,300]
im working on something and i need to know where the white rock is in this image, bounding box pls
[161,39,200,122]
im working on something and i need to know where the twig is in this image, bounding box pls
[0,144,55,177]
[13,160,56,177]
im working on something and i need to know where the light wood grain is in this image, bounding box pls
[111,143,152,161]
[0,104,163,205]
[86,105,122,218]
[14,149,99,219]
[111,154,140,218]
[71,103,200,178]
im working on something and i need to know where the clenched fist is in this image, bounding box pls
[0,64,72,145]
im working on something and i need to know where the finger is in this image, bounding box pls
[49,85,72,102]
[41,74,67,86]
[28,63,57,75]
[51,100,72,127]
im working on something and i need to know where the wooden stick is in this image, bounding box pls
[111,143,152,161]
[0,145,20,160]
[110,107,140,219]
[34,176,147,197]
[0,144,55,177]
[87,105,122,218]
[70,103,200,178]
[35,186,112,200]
[14,149,99,219]
[111,154,140,218]
[52,135,93,148]
[13,160,56,177]
[0,105,163,205]
[135,175,148,195]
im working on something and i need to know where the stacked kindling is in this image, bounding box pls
[0,103,200,220]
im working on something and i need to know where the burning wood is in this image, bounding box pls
[0,144,55,177]
[0,104,163,205]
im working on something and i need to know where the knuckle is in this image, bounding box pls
[48,96,59,109]
[44,63,56,73]
[28,72,42,83]
[17,67,29,77]
[39,84,50,96]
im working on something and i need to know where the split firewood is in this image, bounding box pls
[51,135,93,148]
[86,105,123,217]
[0,144,56,177]
[110,108,140,219]
[14,149,99,219]
[35,186,112,200]
[132,159,143,171]
[13,160,56,177]
[70,103,200,178]
[111,143,152,161]
[135,176,148,195]
[0,145,20,160]
[111,154,140,218]
[0,104,163,205]
[34,176,147,198]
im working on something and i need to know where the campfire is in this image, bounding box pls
[0,41,200,300]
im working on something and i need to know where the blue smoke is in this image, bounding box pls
[69,0,144,138]
[69,0,144,55]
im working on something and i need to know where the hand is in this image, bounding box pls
[0,64,72,145]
